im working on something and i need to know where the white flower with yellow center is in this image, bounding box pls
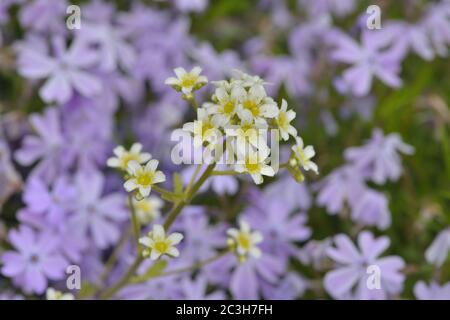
[107,143,152,171]
[235,149,275,184]
[290,137,318,174]
[237,85,278,123]
[227,220,263,261]
[133,196,163,224]
[165,66,208,95]
[46,288,75,300]
[139,224,183,260]
[183,108,220,148]
[226,118,269,155]
[206,85,246,127]
[276,99,297,141]
[124,160,166,197]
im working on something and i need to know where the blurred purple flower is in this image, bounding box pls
[344,128,414,184]
[351,189,391,230]
[324,231,405,299]
[176,275,226,300]
[1,226,68,294]
[425,228,450,267]
[19,0,68,34]
[174,0,209,13]
[414,281,450,300]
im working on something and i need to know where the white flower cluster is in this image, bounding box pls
[169,68,318,184]
[107,143,166,199]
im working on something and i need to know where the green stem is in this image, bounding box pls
[152,185,179,202]
[98,163,216,299]
[131,251,229,284]
[128,195,141,249]
[163,163,216,230]
[211,170,238,176]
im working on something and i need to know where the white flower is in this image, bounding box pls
[236,84,278,123]
[276,99,297,141]
[227,220,263,260]
[133,196,163,224]
[234,149,275,184]
[107,143,151,171]
[165,66,208,95]
[226,118,269,156]
[139,224,184,260]
[290,137,318,174]
[205,85,245,127]
[124,160,166,197]
[46,288,75,300]
[183,108,220,148]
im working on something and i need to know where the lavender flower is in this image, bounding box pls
[425,228,450,267]
[1,226,68,294]
[324,231,405,299]
[414,281,450,300]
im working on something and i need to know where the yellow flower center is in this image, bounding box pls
[201,121,214,138]
[278,111,287,129]
[153,240,169,253]
[121,153,140,169]
[137,200,153,213]
[181,74,197,88]
[237,233,251,250]
[223,100,235,114]
[136,172,154,186]
[243,99,260,117]
[244,160,261,174]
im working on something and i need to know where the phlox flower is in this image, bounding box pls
[124,159,166,198]
[16,37,101,104]
[414,281,450,300]
[344,128,414,184]
[425,228,450,267]
[227,220,263,260]
[324,231,405,300]
[176,275,226,300]
[165,66,208,95]
[139,224,184,260]
[1,226,68,294]
[351,189,391,230]
[107,143,152,172]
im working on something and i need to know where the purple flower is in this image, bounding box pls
[15,108,69,183]
[324,231,405,299]
[298,0,356,17]
[17,36,101,104]
[174,0,209,13]
[414,281,450,300]
[19,0,68,34]
[344,128,414,184]
[23,176,76,225]
[1,226,68,294]
[68,170,127,249]
[176,275,226,300]
[261,272,308,299]
[351,189,391,230]
[316,165,366,215]
[329,29,404,96]
[425,228,450,267]
[423,1,450,57]
[298,238,332,271]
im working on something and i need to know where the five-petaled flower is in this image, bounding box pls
[227,220,263,262]
[124,159,166,198]
[133,196,164,224]
[139,224,184,260]
[165,66,208,96]
[107,143,152,172]
[290,137,319,174]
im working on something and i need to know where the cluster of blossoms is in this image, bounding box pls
[0,0,448,301]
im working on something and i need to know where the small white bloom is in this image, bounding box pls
[133,196,163,224]
[139,224,184,260]
[107,143,152,171]
[165,66,208,95]
[226,118,269,156]
[205,85,245,127]
[227,220,263,261]
[237,85,278,123]
[276,99,297,141]
[124,160,166,198]
[183,108,220,148]
[290,137,318,174]
[46,288,75,300]
[234,149,275,184]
